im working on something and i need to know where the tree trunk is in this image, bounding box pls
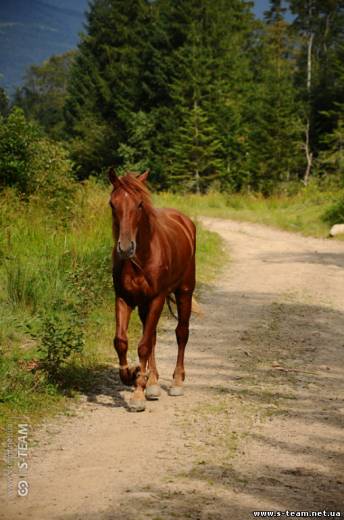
[195,168,200,194]
[194,99,200,194]
[304,28,314,184]
[303,117,313,186]
[307,31,314,91]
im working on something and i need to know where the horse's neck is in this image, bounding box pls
[136,209,158,264]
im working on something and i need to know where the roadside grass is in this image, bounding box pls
[155,184,344,239]
[0,182,224,449]
[194,222,224,286]
[0,181,139,447]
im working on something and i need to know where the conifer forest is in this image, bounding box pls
[2,0,344,196]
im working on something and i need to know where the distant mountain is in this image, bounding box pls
[43,0,89,11]
[0,0,88,93]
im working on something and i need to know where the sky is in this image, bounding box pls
[253,0,270,18]
[43,0,273,19]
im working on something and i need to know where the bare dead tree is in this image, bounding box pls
[303,2,315,185]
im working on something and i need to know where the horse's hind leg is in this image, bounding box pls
[169,288,193,396]
[139,305,160,400]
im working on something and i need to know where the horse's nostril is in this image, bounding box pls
[117,240,135,257]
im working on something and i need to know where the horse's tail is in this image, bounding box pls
[166,294,203,320]
[167,295,178,320]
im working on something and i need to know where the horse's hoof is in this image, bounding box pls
[145,385,161,400]
[168,385,184,397]
[128,399,146,412]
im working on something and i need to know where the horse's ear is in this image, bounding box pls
[109,167,118,186]
[138,170,149,183]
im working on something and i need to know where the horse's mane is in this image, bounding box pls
[113,173,154,212]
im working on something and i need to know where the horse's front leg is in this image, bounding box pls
[139,305,160,401]
[114,296,136,386]
[130,295,165,412]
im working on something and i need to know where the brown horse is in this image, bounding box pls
[109,169,196,411]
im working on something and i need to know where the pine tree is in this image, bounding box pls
[289,0,344,184]
[163,2,218,191]
[64,0,152,178]
[319,104,344,181]
[317,41,344,182]
[117,110,154,174]
[168,101,223,192]
[245,1,304,192]
[0,88,9,117]
[203,0,257,190]
[165,0,256,191]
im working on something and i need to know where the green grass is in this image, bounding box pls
[194,221,224,286]
[0,182,224,449]
[155,184,344,238]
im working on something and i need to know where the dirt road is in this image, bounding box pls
[1,218,344,519]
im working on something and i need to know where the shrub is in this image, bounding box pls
[0,107,77,214]
[0,107,39,192]
[38,314,85,378]
[28,138,77,215]
[323,197,344,226]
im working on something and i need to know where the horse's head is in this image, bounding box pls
[109,168,150,259]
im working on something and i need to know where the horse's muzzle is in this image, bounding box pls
[117,240,136,259]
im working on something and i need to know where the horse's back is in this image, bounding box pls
[157,207,195,235]
[156,207,196,255]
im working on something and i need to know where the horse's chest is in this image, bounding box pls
[120,264,150,297]
[123,272,146,292]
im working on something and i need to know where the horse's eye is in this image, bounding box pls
[138,201,143,209]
